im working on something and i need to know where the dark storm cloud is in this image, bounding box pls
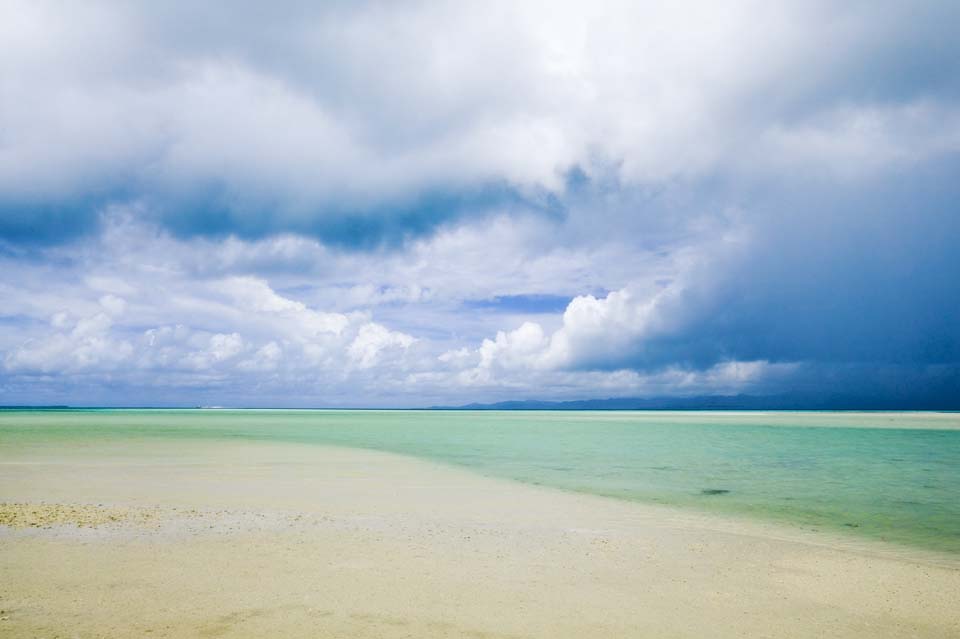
[588,157,960,369]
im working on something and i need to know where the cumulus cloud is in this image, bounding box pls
[0,213,781,404]
[449,228,748,375]
[4,315,130,374]
[2,255,418,401]
[348,323,416,370]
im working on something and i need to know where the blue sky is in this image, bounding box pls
[1,1,958,407]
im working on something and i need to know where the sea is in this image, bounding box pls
[1,409,958,553]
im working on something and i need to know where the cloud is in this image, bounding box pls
[182,333,245,370]
[2,1,959,245]
[449,228,748,374]
[348,323,416,370]
[0,2,958,406]
[5,312,132,374]
[443,156,960,396]
[0,213,784,404]
[2,265,418,400]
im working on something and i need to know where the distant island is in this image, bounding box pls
[430,393,960,411]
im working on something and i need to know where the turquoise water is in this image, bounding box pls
[1,409,959,553]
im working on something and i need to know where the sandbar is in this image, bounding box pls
[1,440,958,637]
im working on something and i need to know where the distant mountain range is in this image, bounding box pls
[429,393,960,411]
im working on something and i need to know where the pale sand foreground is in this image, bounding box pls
[1,441,958,638]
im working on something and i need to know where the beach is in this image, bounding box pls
[4,2,959,635]
[2,437,958,638]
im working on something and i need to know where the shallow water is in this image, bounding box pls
[2,409,959,553]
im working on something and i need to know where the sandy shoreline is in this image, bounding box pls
[1,441,958,637]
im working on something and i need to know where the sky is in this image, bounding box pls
[1,0,958,407]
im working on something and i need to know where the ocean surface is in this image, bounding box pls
[1,409,959,553]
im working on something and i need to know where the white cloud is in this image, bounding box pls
[348,323,416,370]
[182,333,245,370]
[4,312,133,374]
[478,322,549,371]
[98,294,127,316]
[0,209,792,403]
[2,0,956,235]
[238,341,282,373]
[3,264,417,396]
[447,229,749,377]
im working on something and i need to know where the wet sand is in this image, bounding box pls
[1,441,958,638]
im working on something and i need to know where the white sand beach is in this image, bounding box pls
[1,441,958,638]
